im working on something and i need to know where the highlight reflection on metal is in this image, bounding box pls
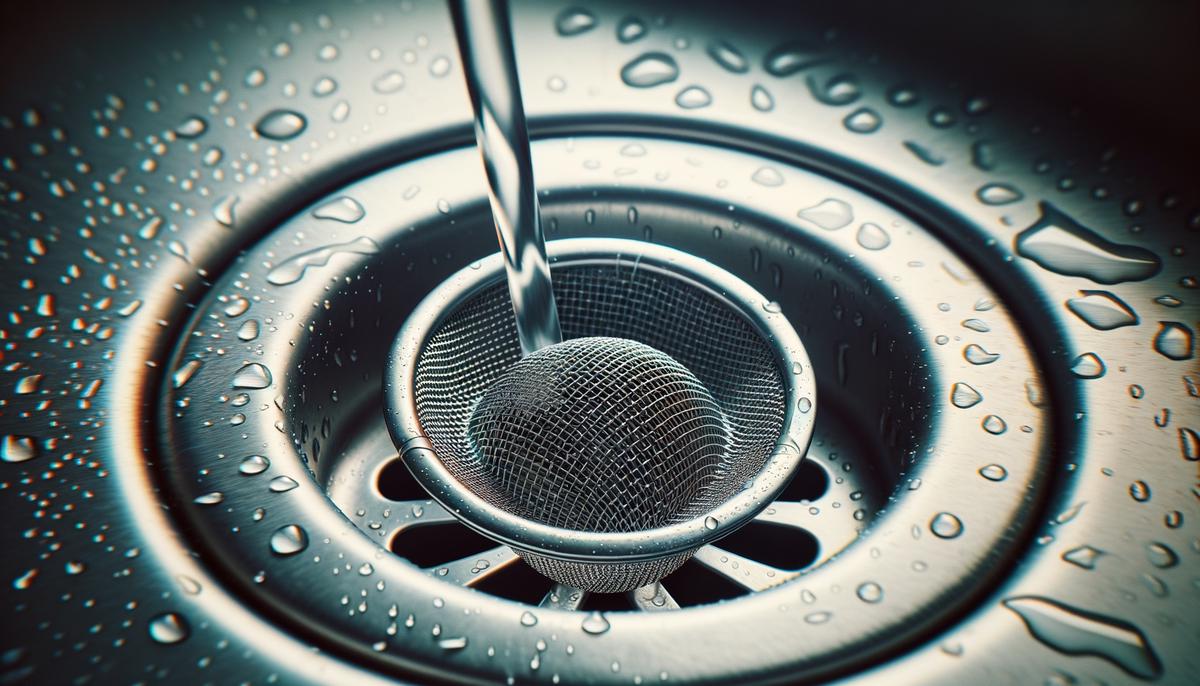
[0,1,1195,685]
[386,238,814,591]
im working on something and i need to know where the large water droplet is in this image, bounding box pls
[982,415,1007,435]
[148,612,190,644]
[1015,203,1161,284]
[930,512,964,539]
[312,197,365,223]
[1065,291,1138,330]
[255,110,307,141]
[1152,321,1193,360]
[233,363,272,389]
[951,382,983,408]
[1003,596,1161,679]
[520,611,538,627]
[620,53,679,88]
[856,582,883,603]
[963,344,1000,365]
[267,237,380,286]
[270,524,309,556]
[855,223,891,250]
[270,475,299,492]
[798,198,853,230]
[581,611,611,635]
[1,435,37,463]
[979,464,1007,481]
[239,455,270,475]
[555,7,597,36]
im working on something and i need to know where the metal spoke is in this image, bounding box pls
[691,545,798,592]
[755,500,863,557]
[629,582,679,611]
[539,583,587,610]
[425,546,520,587]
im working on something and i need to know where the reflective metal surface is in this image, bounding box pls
[1,1,1195,685]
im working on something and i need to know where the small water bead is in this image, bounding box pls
[1154,294,1182,307]
[798,198,853,230]
[1145,542,1178,569]
[804,611,832,625]
[254,110,307,140]
[887,86,919,107]
[270,476,299,493]
[927,107,956,128]
[704,516,719,530]
[1062,545,1103,570]
[223,297,250,317]
[269,524,309,556]
[616,16,646,43]
[751,166,784,187]
[520,611,538,627]
[1153,321,1193,360]
[930,512,964,539]
[982,415,1007,435]
[963,344,1000,365]
[763,42,825,76]
[237,319,260,341]
[950,382,983,409]
[688,38,742,75]
[976,183,1024,206]
[675,86,712,109]
[961,318,990,333]
[1,435,37,463]
[312,196,365,223]
[175,116,207,139]
[546,75,566,92]
[1065,291,1138,330]
[372,71,405,94]
[1164,511,1183,528]
[1180,427,1199,461]
[750,84,775,112]
[855,222,890,250]
[438,637,468,651]
[233,362,273,389]
[843,108,881,134]
[331,100,350,122]
[807,73,860,105]
[797,397,812,413]
[1070,353,1106,379]
[856,582,883,604]
[212,195,239,228]
[193,492,224,506]
[245,67,267,88]
[312,76,337,97]
[239,455,270,475]
[148,612,190,644]
[979,464,1007,481]
[761,300,782,314]
[555,7,597,36]
[1128,480,1150,502]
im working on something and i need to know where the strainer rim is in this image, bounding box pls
[384,237,816,563]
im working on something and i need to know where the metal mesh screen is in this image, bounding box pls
[411,260,787,590]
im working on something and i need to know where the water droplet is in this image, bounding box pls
[1,435,37,463]
[245,67,267,88]
[950,382,983,408]
[232,362,272,389]
[1062,545,1103,570]
[976,183,1023,205]
[982,415,1007,435]
[751,166,784,187]
[1179,427,1199,461]
[804,611,832,625]
[1065,291,1138,330]
[903,140,945,166]
[1145,542,1178,568]
[270,524,309,556]
[255,110,307,141]
[704,516,719,530]
[855,222,891,250]
[237,319,260,341]
[520,611,538,627]
[706,40,748,73]
[212,195,239,228]
[1128,480,1151,502]
[856,582,883,603]
[312,76,337,97]
[267,237,380,286]
[1070,353,1106,379]
[372,71,405,94]
[148,612,190,644]
[193,492,224,505]
[269,476,299,493]
[807,73,860,105]
[555,7,596,36]
[750,84,775,112]
[438,636,468,650]
[930,512,964,539]
[1015,203,1161,284]
[963,344,1000,365]
[312,197,365,224]
[761,300,782,314]
[239,455,270,475]
[620,53,679,88]
[763,42,825,76]
[1003,596,1161,679]
[843,107,882,133]
[675,85,712,109]
[1152,321,1193,360]
[979,464,1007,481]
[581,611,611,635]
[798,198,853,230]
[797,397,813,413]
[175,116,207,139]
[616,16,646,43]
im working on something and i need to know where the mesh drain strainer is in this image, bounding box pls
[386,238,816,592]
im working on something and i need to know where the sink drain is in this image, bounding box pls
[1,1,1194,685]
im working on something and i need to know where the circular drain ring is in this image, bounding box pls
[159,136,1049,684]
